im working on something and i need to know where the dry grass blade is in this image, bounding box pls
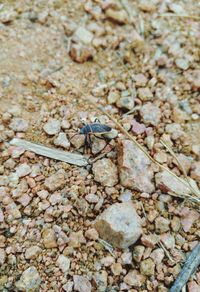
[158,240,175,264]
[98,239,115,257]
[10,138,88,167]
[159,14,200,20]
[160,139,200,198]
[168,192,200,205]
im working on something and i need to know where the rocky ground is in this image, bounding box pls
[0,0,200,291]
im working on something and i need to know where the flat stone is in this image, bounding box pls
[62,281,74,292]
[116,95,134,110]
[44,170,65,192]
[43,118,61,135]
[150,248,164,264]
[107,90,120,104]
[15,266,41,292]
[155,170,191,195]
[121,252,132,265]
[155,216,170,233]
[141,234,159,248]
[16,163,31,178]
[11,147,25,158]
[165,123,185,140]
[131,120,146,135]
[68,231,86,248]
[0,176,9,186]
[137,87,153,101]
[111,263,122,276]
[175,58,189,70]
[85,228,99,241]
[6,202,21,219]
[161,233,175,249]
[93,272,107,292]
[140,103,161,126]
[25,246,42,259]
[92,158,118,187]
[94,202,142,248]
[105,9,128,24]
[74,27,93,44]
[54,132,70,149]
[101,256,115,267]
[118,140,155,193]
[180,207,200,232]
[9,118,28,132]
[57,255,70,274]
[134,74,148,87]
[42,228,57,248]
[132,245,145,262]
[73,275,92,292]
[124,270,145,287]
[140,258,155,276]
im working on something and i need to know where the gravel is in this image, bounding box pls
[0,1,199,291]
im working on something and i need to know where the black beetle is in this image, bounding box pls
[70,122,113,152]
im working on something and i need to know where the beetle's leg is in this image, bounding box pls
[93,134,105,141]
[84,134,88,154]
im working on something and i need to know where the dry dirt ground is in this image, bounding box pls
[0,1,200,291]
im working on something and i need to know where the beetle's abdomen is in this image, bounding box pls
[80,123,112,134]
[90,123,112,133]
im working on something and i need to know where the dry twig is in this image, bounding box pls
[169,243,200,292]
[10,138,88,167]
[159,14,200,20]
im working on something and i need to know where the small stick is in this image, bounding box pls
[10,138,88,167]
[158,240,175,264]
[159,14,200,20]
[169,243,200,292]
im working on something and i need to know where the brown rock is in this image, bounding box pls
[70,44,95,63]
[95,202,142,248]
[141,234,159,248]
[44,170,65,192]
[42,228,57,248]
[140,258,155,276]
[124,270,145,287]
[105,9,128,24]
[92,158,118,187]
[118,140,155,193]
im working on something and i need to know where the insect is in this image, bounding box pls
[70,122,114,153]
